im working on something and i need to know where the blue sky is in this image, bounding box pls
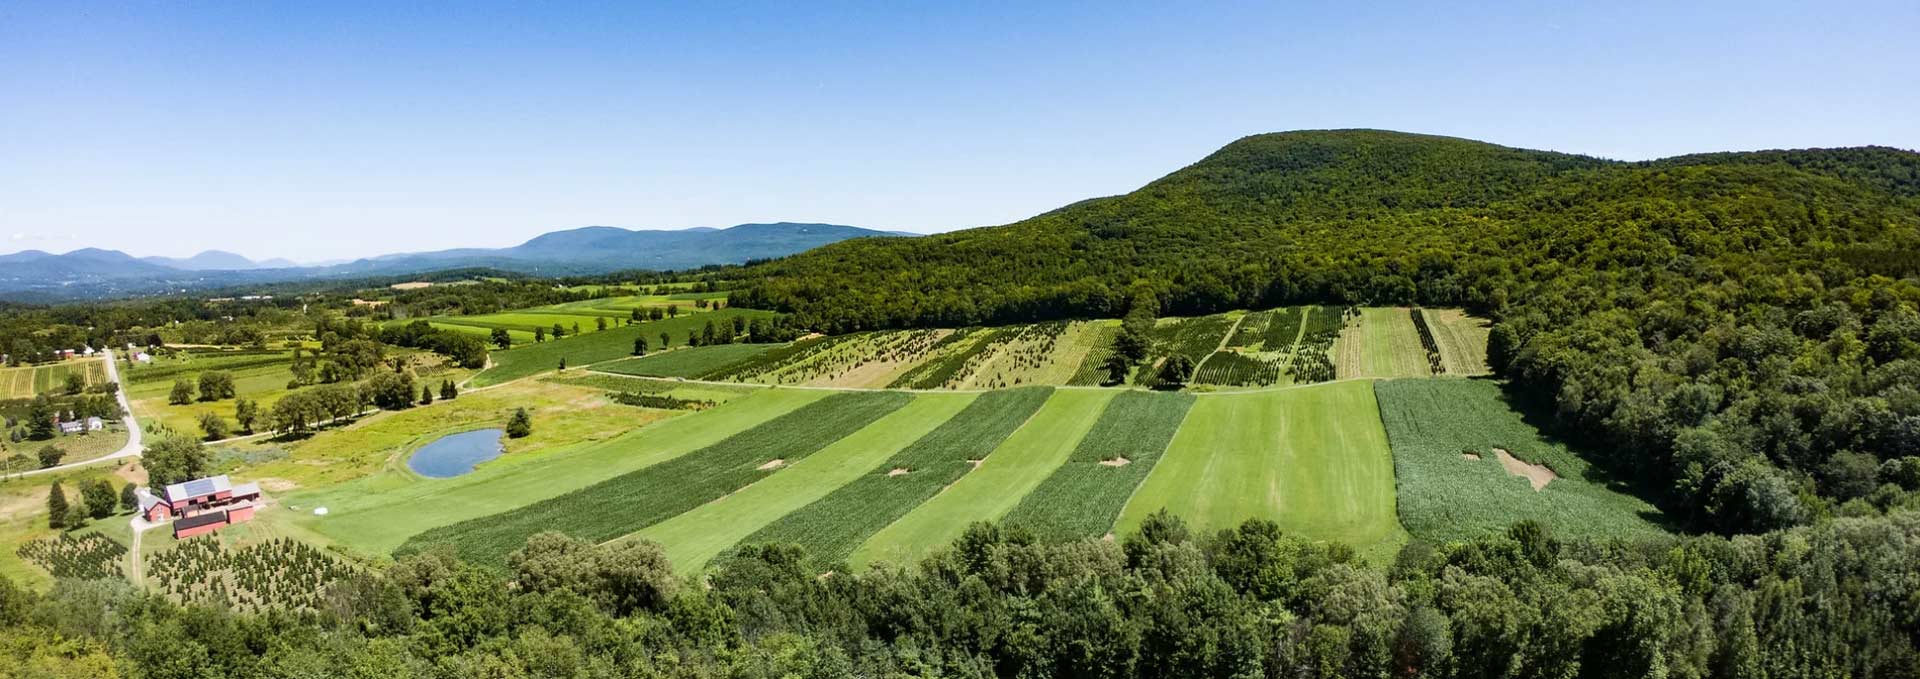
[3,2,1915,261]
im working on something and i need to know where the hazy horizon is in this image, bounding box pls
[5,2,1916,260]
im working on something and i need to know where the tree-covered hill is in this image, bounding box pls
[735,129,1920,534]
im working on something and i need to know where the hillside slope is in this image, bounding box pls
[737,129,1920,535]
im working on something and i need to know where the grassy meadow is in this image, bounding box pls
[1117,381,1407,560]
[0,359,109,399]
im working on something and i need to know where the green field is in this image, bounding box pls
[850,388,1113,567]
[629,392,979,570]
[594,344,779,378]
[396,390,910,566]
[740,387,1053,566]
[1374,378,1669,541]
[1002,390,1196,540]
[1335,307,1432,379]
[471,308,774,387]
[289,387,828,558]
[1117,381,1406,559]
[0,359,108,399]
[124,350,297,434]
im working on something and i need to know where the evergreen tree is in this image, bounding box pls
[440,380,457,401]
[45,483,66,529]
[420,384,434,405]
[506,408,533,439]
[633,337,648,356]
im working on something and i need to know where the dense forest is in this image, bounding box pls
[5,512,1918,677]
[734,130,1920,535]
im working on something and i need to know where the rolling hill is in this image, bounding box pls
[733,128,1920,537]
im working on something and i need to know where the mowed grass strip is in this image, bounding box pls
[1424,309,1492,376]
[473,308,773,386]
[740,387,1054,566]
[851,389,1115,568]
[632,392,980,571]
[1117,382,1405,559]
[1337,307,1430,379]
[294,387,825,557]
[1003,390,1197,541]
[595,344,778,379]
[1375,378,1668,541]
[397,390,911,566]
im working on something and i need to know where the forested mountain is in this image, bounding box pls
[736,129,1920,534]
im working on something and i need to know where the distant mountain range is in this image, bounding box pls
[0,222,904,301]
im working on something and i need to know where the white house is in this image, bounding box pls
[58,420,83,435]
[85,416,104,431]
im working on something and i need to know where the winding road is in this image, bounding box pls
[16,349,144,477]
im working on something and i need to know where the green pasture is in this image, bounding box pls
[1117,381,1406,560]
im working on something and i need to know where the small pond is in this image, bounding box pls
[407,429,505,478]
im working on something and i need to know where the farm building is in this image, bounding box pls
[58,420,83,435]
[85,416,104,431]
[139,475,263,538]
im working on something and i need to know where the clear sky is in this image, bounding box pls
[3,1,1915,262]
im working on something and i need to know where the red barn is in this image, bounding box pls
[141,475,263,538]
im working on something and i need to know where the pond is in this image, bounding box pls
[407,429,505,478]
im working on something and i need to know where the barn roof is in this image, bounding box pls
[163,475,231,503]
[174,510,228,532]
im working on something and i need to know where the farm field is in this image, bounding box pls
[0,359,109,399]
[850,389,1113,567]
[1116,381,1406,560]
[629,392,979,570]
[470,308,774,387]
[123,349,298,435]
[739,387,1053,566]
[1335,307,1432,379]
[543,372,763,404]
[282,386,828,557]
[395,390,912,566]
[1423,308,1493,375]
[594,344,779,379]
[1374,378,1669,541]
[1002,390,1196,540]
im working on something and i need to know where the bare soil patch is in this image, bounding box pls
[756,459,785,471]
[255,477,299,492]
[887,467,910,477]
[1460,452,1481,461]
[1099,456,1132,467]
[1493,448,1556,491]
[967,459,983,469]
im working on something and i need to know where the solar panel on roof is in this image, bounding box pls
[183,478,217,497]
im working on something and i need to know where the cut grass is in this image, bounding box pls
[283,386,824,558]
[1425,309,1493,376]
[1335,307,1431,379]
[542,373,762,404]
[631,392,980,571]
[472,308,773,387]
[595,344,778,379]
[851,389,1115,568]
[740,387,1053,566]
[1374,378,1669,542]
[395,390,911,567]
[1003,390,1196,540]
[1117,382,1406,560]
